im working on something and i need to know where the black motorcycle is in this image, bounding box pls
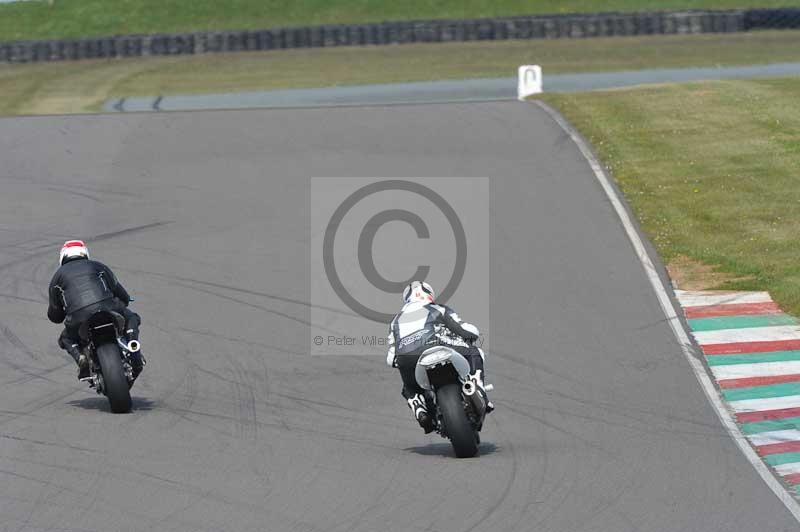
[78,309,143,413]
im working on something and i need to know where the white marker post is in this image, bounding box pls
[517,65,542,100]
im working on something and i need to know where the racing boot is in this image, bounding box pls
[66,343,90,380]
[407,393,435,434]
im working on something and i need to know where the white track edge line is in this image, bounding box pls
[532,100,800,520]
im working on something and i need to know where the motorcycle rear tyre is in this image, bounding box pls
[438,383,478,458]
[97,343,132,413]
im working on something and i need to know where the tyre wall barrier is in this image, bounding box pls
[1,8,798,63]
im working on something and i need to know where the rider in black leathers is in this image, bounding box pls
[387,280,492,433]
[47,240,142,380]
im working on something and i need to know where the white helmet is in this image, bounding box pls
[403,280,434,304]
[59,240,89,266]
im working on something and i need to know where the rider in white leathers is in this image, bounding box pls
[387,281,492,432]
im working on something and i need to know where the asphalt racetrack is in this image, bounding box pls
[0,102,797,531]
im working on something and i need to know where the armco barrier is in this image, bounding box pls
[0,8,798,63]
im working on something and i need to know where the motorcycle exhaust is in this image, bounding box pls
[462,380,477,396]
[462,380,486,413]
[118,338,140,353]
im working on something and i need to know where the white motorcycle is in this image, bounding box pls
[415,344,493,458]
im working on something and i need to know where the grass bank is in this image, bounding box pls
[1,0,798,41]
[2,30,800,116]
[541,77,800,314]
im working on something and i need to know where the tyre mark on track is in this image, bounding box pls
[0,293,41,304]
[158,368,399,449]
[120,267,358,317]
[32,260,53,303]
[134,322,201,430]
[15,450,278,526]
[492,347,584,386]
[517,387,723,433]
[500,390,726,447]
[0,321,42,362]
[178,326,305,356]
[272,391,404,428]
[0,432,96,453]
[44,186,102,203]
[0,360,58,386]
[0,326,63,386]
[228,354,258,441]
[0,175,142,199]
[91,221,175,243]
[0,387,80,428]
[145,333,254,437]
[157,359,203,429]
[328,453,403,532]
[165,401,284,429]
[3,361,71,387]
[12,455,57,532]
[169,281,324,330]
[1,458,217,531]
[169,275,359,317]
[463,415,519,532]
[501,401,614,456]
[0,221,173,273]
[255,346,292,434]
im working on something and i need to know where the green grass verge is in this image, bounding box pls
[2,30,800,116]
[540,77,800,314]
[0,0,799,41]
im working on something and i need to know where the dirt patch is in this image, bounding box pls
[667,255,753,291]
